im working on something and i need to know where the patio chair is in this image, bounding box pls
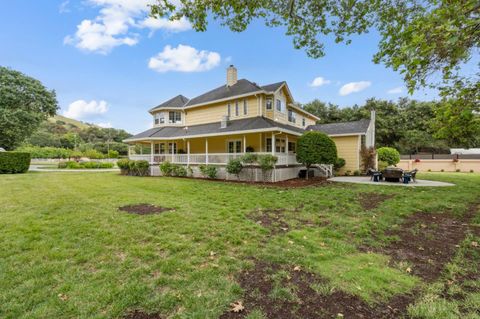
[409,169,418,183]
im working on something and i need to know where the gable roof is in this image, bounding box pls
[124,116,304,142]
[149,95,189,113]
[307,119,371,136]
[184,79,263,107]
[261,81,286,92]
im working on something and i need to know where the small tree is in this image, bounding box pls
[257,154,278,182]
[360,146,376,172]
[377,147,400,166]
[296,131,337,179]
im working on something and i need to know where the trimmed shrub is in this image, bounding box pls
[135,160,150,176]
[226,158,243,179]
[58,161,114,169]
[70,150,83,160]
[160,161,174,176]
[0,152,31,174]
[378,160,388,171]
[241,153,257,165]
[117,158,131,174]
[334,158,346,171]
[297,131,337,179]
[377,147,400,166]
[245,146,255,152]
[171,164,187,177]
[456,169,461,172]
[353,170,361,176]
[83,149,105,159]
[107,150,119,158]
[199,164,218,179]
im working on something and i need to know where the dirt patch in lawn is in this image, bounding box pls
[358,193,395,211]
[220,260,415,319]
[123,310,163,319]
[248,205,318,236]
[181,176,332,188]
[118,204,173,215]
[365,202,480,282]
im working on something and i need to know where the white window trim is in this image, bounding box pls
[226,139,242,153]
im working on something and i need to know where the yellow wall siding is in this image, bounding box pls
[331,135,360,172]
[185,96,259,126]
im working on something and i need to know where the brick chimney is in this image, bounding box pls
[226,65,237,87]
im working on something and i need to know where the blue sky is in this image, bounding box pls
[0,0,438,134]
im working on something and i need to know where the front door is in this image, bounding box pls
[168,142,177,154]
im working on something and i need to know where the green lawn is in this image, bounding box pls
[0,172,479,318]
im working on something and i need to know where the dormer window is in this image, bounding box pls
[266,98,272,110]
[302,118,306,127]
[169,111,182,124]
[243,99,248,115]
[227,103,231,117]
[288,110,296,123]
[235,101,239,116]
[276,99,282,112]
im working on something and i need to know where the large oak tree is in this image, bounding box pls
[0,67,58,150]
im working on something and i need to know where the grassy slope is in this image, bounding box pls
[0,172,478,318]
[47,115,95,130]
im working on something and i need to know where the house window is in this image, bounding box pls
[168,142,177,154]
[235,101,239,116]
[276,139,286,153]
[227,103,231,117]
[302,118,306,127]
[154,118,159,125]
[266,98,273,110]
[227,140,242,153]
[288,142,296,153]
[159,113,165,124]
[154,143,160,154]
[159,143,166,154]
[169,111,181,124]
[266,138,272,152]
[276,99,282,112]
[288,110,296,123]
[243,99,248,115]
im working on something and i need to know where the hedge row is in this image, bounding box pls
[0,152,31,174]
[57,161,114,169]
[15,146,119,159]
[117,159,150,176]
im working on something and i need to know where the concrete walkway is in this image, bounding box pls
[29,165,119,173]
[328,176,455,187]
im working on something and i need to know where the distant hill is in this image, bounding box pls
[47,115,97,130]
[23,114,132,155]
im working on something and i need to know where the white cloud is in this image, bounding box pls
[63,100,109,120]
[59,0,71,13]
[309,76,331,87]
[387,86,403,94]
[96,122,113,128]
[339,81,371,96]
[148,44,221,73]
[139,16,190,36]
[65,0,190,54]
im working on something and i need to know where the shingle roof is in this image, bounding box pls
[184,79,263,107]
[149,95,189,113]
[307,119,371,135]
[124,116,304,141]
[261,81,285,92]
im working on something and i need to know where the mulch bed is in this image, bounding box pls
[123,310,163,319]
[364,202,480,282]
[118,204,173,215]
[168,176,332,188]
[358,193,395,210]
[220,260,415,319]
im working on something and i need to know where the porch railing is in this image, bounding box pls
[129,153,302,166]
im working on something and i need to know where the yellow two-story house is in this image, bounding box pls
[124,66,375,181]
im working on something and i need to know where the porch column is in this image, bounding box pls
[187,140,190,167]
[272,132,276,155]
[259,134,262,152]
[243,135,246,153]
[286,135,289,166]
[150,142,154,164]
[140,144,143,155]
[205,138,209,164]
